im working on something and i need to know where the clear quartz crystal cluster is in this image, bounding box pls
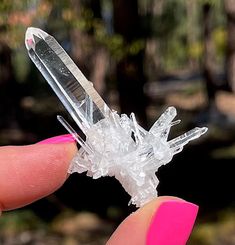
[25,27,208,207]
[69,106,207,207]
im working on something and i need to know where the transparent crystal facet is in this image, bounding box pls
[25,27,208,207]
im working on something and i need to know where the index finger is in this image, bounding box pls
[0,134,77,211]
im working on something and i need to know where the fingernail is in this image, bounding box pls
[146,200,199,245]
[37,134,75,144]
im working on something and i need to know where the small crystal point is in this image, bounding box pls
[25,27,48,50]
[201,127,208,134]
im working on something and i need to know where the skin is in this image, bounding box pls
[0,142,180,244]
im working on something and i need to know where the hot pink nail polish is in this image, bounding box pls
[37,134,75,144]
[146,200,199,245]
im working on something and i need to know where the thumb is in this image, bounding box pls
[107,196,198,245]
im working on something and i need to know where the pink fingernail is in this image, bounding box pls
[146,200,199,245]
[37,134,75,144]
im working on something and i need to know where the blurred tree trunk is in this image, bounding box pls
[70,0,107,96]
[186,0,198,70]
[202,3,217,105]
[224,0,235,92]
[145,0,164,80]
[113,0,147,126]
[0,41,20,128]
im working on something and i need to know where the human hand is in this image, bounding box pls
[0,134,198,245]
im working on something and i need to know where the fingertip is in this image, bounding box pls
[0,138,77,211]
[146,200,198,245]
[107,196,198,245]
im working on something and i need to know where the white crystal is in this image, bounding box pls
[68,106,207,207]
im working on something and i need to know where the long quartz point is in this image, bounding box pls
[25,27,109,132]
[25,27,208,207]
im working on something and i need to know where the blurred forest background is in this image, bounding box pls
[1,0,235,244]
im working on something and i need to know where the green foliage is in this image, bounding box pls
[151,0,226,71]
[189,208,235,245]
[151,0,185,38]
[198,0,222,7]
[188,42,204,60]
[0,210,46,235]
[213,28,227,57]
[151,0,188,70]
[0,0,227,70]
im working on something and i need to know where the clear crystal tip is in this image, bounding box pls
[25,27,48,50]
